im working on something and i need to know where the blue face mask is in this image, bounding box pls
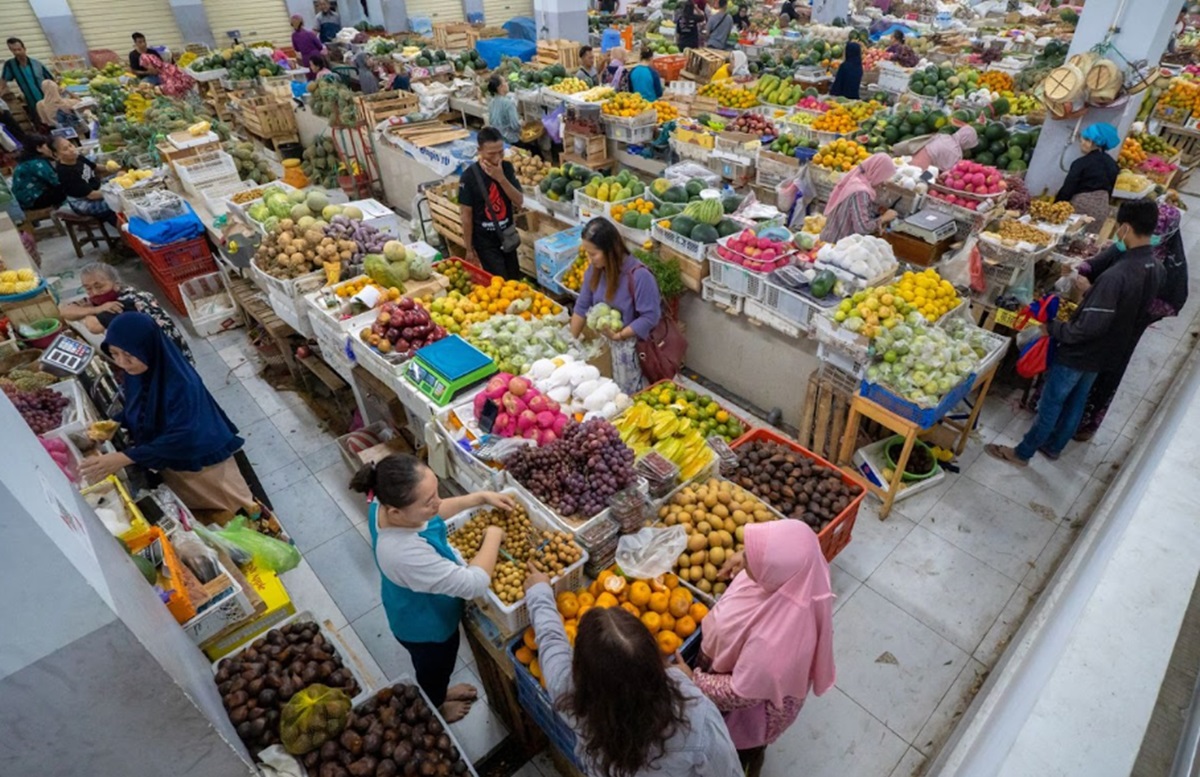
[1150,234,1162,247]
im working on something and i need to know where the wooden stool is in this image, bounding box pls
[56,209,121,258]
[20,206,64,240]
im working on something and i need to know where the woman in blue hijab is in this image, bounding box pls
[829,42,864,100]
[1056,122,1121,235]
[80,312,257,514]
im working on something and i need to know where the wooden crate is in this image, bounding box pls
[0,288,63,329]
[798,364,864,464]
[356,90,420,126]
[660,244,707,293]
[237,95,298,140]
[468,26,508,47]
[561,131,608,166]
[426,180,465,248]
[50,55,88,73]
[681,48,728,84]
[1159,123,1200,168]
[433,23,473,50]
[156,139,223,174]
[536,39,581,71]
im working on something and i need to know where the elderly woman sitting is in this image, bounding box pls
[59,262,194,364]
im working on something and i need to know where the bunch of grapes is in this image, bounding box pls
[4,385,70,434]
[1004,174,1031,214]
[505,419,637,519]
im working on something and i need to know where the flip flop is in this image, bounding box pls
[985,443,1028,467]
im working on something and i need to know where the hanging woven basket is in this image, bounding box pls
[1044,63,1086,103]
[1085,59,1124,104]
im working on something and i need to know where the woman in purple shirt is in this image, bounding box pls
[291,15,325,74]
[570,217,662,393]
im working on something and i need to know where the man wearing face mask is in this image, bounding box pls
[987,200,1164,466]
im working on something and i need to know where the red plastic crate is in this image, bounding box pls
[434,257,494,289]
[143,240,218,314]
[651,54,687,82]
[729,427,866,562]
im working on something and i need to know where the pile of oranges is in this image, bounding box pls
[602,92,652,118]
[334,276,393,299]
[812,138,871,173]
[812,107,860,135]
[468,277,562,319]
[978,70,1014,93]
[698,81,759,109]
[1118,137,1147,169]
[514,568,711,684]
[651,100,679,124]
[610,197,656,223]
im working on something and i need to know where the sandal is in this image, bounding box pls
[985,443,1028,467]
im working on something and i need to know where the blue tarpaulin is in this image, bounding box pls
[476,38,537,69]
[128,203,206,246]
[503,17,537,41]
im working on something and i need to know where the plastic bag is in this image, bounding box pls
[616,526,689,580]
[171,529,221,583]
[192,522,252,566]
[210,516,301,573]
[279,684,352,755]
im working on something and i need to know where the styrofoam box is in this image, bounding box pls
[180,272,241,337]
[343,198,410,239]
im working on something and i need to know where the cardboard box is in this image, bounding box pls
[200,561,295,660]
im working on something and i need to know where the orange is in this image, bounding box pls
[668,590,692,619]
[648,591,670,614]
[595,592,619,609]
[659,612,676,633]
[628,581,652,608]
[621,602,641,617]
[557,592,580,619]
[596,569,616,587]
[589,580,603,598]
[515,645,535,665]
[656,631,682,655]
[604,574,627,596]
[663,573,679,590]
[563,623,578,646]
[523,627,538,651]
[529,658,542,679]
[576,604,593,620]
[674,615,697,638]
[641,611,662,634]
[577,591,595,609]
[689,602,709,622]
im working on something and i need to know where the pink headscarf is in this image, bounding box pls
[912,125,978,171]
[702,521,836,717]
[823,152,895,214]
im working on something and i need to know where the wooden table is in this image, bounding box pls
[835,365,1000,519]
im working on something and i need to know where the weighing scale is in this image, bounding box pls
[39,333,95,376]
[894,208,958,244]
[404,336,497,406]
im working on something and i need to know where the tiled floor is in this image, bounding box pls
[33,213,1200,777]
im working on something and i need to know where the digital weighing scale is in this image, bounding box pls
[404,335,497,406]
[894,208,958,244]
[39,333,95,376]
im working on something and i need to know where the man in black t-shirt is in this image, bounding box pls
[458,127,525,280]
[129,33,161,85]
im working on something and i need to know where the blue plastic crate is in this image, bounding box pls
[859,374,976,429]
[794,147,817,163]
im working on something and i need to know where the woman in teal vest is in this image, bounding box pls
[351,454,513,722]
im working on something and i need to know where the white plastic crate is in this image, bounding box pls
[434,398,509,493]
[705,255,768,301]
[180,272,240,337]
[444,488,588,636]
[744,298,803,338]
[670,137,712,163]
[186,65,226,82]
[226,181,300,225]
[974,327,1012,377]
[313,320,356,381]
[651,222,710,262]
[203,180,257,216]
[181,561,253,645]
[601,109,658,143]
[574,188,638,220]
[760,278,820,334]
[701,277,744,314]
[175,151,240,197]
[345,310,409,394]
[125,189,189,223]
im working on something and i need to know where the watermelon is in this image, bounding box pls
[671,215,698,236]
[984,123,1007,142]
[662,186,688,203]
[685,179,706,197]
[810,270,836,298]
[975,152,995,166]
[716,219,740,237]
[690,223,719,243]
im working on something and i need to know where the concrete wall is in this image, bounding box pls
[535,0,586,43]
[0,397,255,776]
[171,0,218,48]
[31,0,89,58]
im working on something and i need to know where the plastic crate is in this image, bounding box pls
[128,526,198,623]
[701,277,744,313]
[759,278,821,333]
[614,221,652,249]
[813,313,871,371]
[535,227,584,295]
[175,151,241,197]
[202,179,257,216]
[744,297,803,337]
[601,108,658,142]
[435,398,509,492]
[651,222,711,262]
[181,558,254,644]
[345,310,409,392]
[180,272,240,337]
[705,255,769,301]
[553,259,583,299]
[573,189,637,220]
[974,327,1012,377]
[859,374,976,429]
[669,137,713,163]
[444,488,588,636]
[711,234,796,274]
[729,428,866,562]
[137,237,218,314]
[631,379,755,443]
[350,680,479,775]
[433,258,494,289]
[536,189,579,221]
[126,189,189,223]
[80,475,151,544]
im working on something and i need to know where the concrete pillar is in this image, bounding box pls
[28,0,88,58]
[170,0,217,48]
[380,0,410,33]
[535,0,587,42]
[812,0,851,25]
[0,398,256,776]
[284,0,316,27]
[1024,0,1178,195]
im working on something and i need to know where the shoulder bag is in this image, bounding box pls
[628,268,687,383]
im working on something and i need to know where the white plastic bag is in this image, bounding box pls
[615,526,689,580]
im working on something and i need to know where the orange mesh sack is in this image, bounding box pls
[279,683,353,754]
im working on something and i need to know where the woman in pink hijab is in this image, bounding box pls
[819,152,897,244]
[911,125,979,172]
[680,520,836,777]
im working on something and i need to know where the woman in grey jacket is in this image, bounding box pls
[524,571,742,777]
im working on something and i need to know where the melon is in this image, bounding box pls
[342,205,364,221]
[322,204,343,220]
[306,190,329,212]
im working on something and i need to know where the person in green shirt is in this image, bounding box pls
[1,39,53,123]
[11,134,63,211]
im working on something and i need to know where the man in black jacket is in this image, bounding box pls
[987,200,1164,466]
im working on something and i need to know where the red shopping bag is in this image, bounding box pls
[1013,296,1060,379]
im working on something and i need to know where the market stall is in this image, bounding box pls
[5,3,1196,772]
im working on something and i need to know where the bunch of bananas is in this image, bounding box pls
[615,404,714,481]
